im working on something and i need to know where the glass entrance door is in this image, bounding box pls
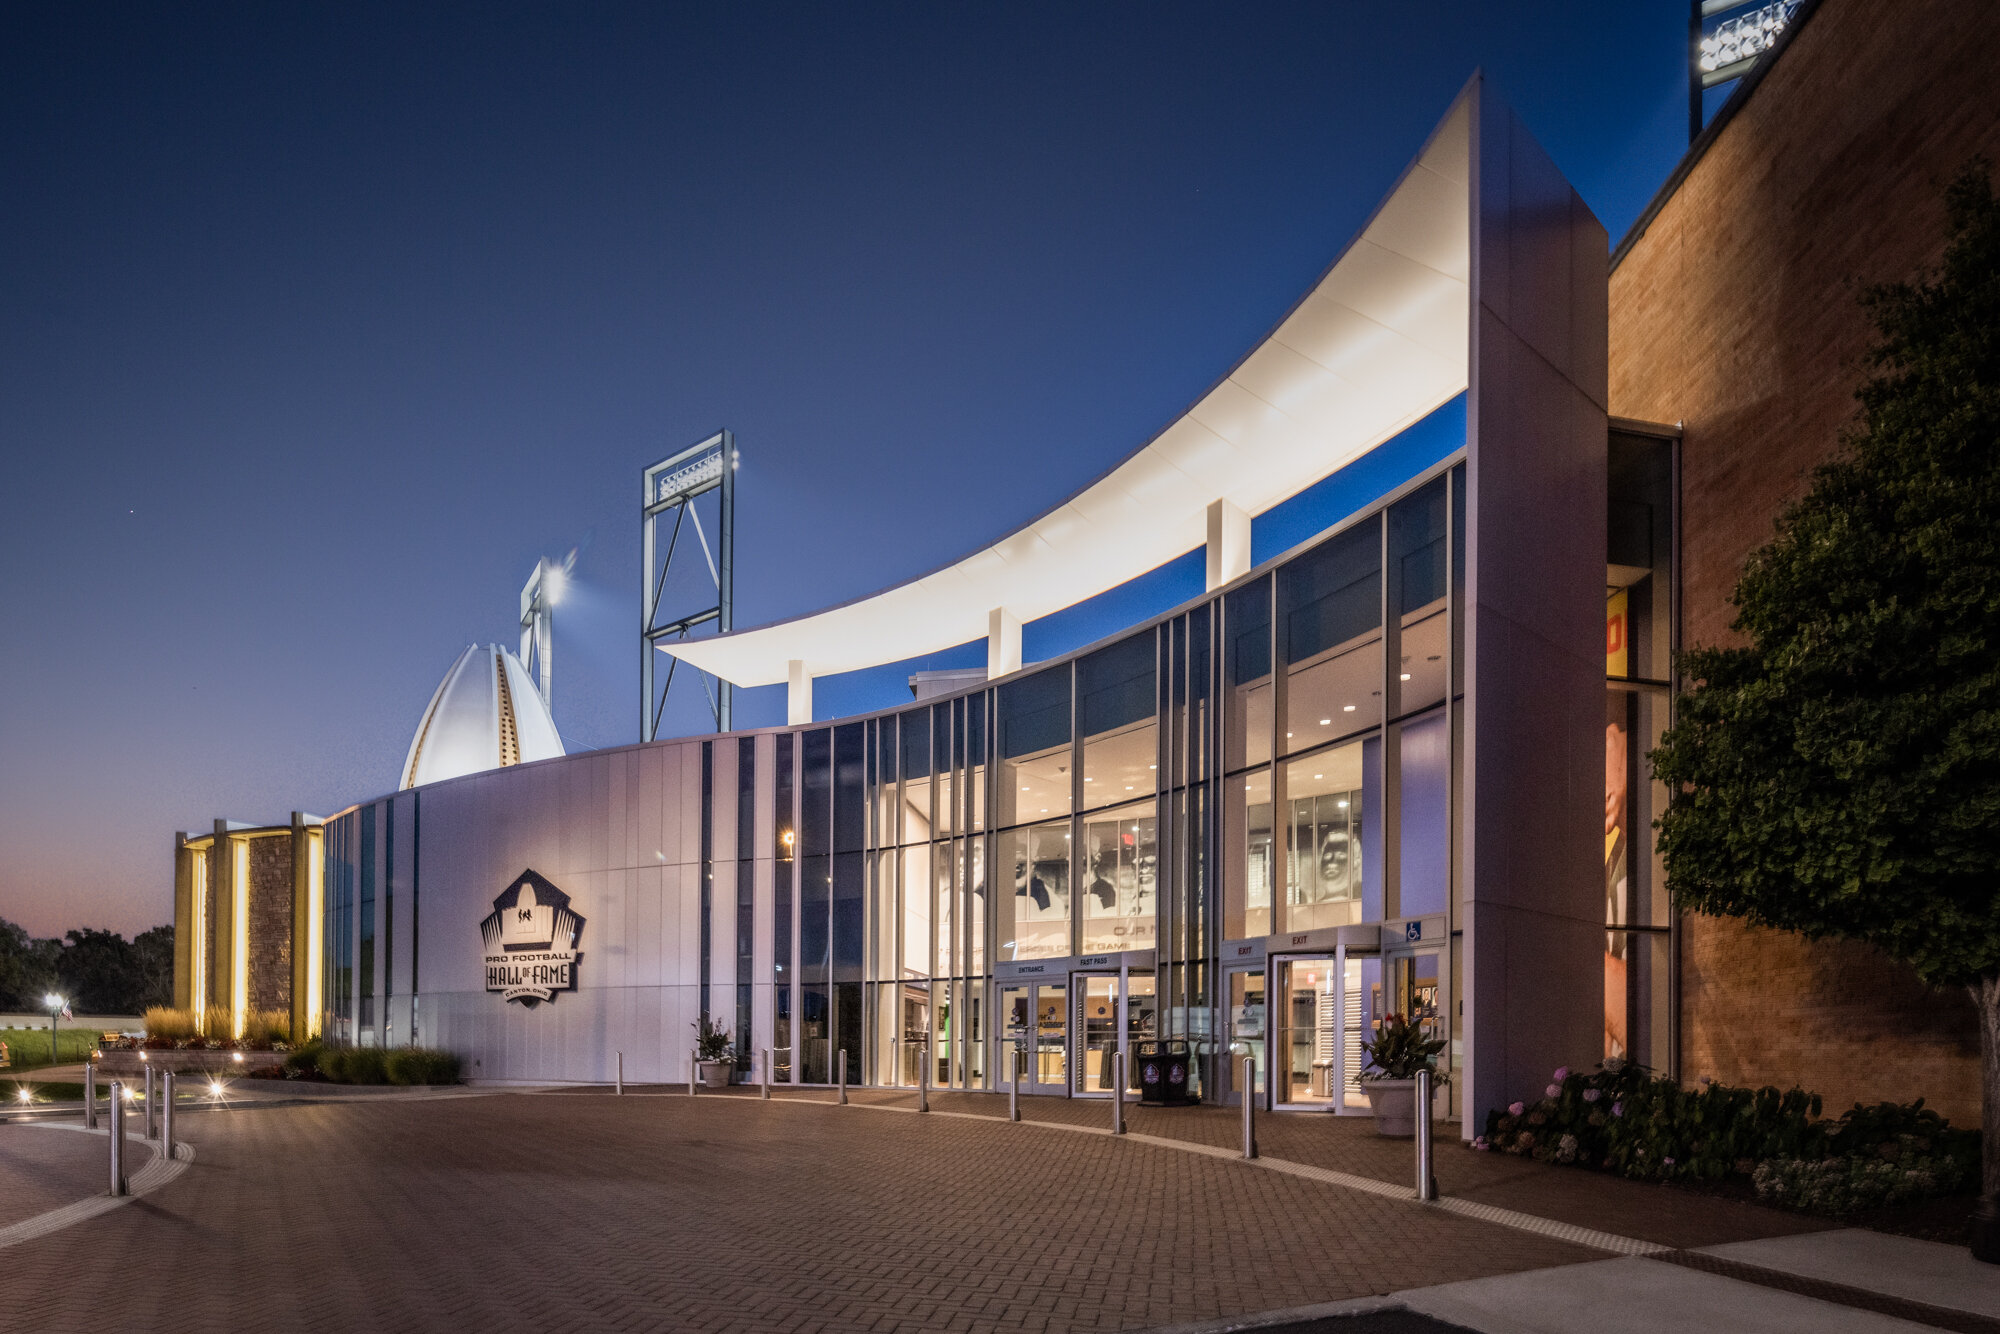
[1222,965,1266,1106]
[1276,956,1339,1108]
[1029,980,1067,1093]
[1071,972,1159,1096]
[898,982,930,1087]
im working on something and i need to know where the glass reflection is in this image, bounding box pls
[998,668,1072,824]
[1399,610,1447,714]
[1079,803,1156,954]
[1285,637,1383,747]
[1283,742,1364,932]
[1225,769,1272,940]
[1225,578,1272,771]
[997,821,1070,960]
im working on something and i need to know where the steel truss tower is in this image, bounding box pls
[641,430,735,740]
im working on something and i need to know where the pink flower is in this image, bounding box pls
[1546,1084,1562,1098]
[1508,1101,1525,1116]
[1663,1156,1675,1167]
[1611,1101,1624,1117]
[1553,1067,1570,1082]
[1698,1076,1713,1087]
[1583,1088,1601,1103]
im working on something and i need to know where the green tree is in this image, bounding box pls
[0,918,60,1011]
[131,925,175,1010]
[55,927,142,1013]
[1651,165,2000,1258]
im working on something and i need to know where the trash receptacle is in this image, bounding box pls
[1161,1039,1197,1106]
[1136,1040,1167,1104]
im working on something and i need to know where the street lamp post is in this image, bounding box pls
[44,994,65,1068]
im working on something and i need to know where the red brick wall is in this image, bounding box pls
[1609,0,1999,1125]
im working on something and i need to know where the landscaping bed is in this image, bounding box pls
[1480,1061,1981,1235]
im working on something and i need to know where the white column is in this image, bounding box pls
[986,607,1022,679]
[786,659,813,725]
[1206,498,1250,591]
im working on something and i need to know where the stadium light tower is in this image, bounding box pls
[641,430,736,740]
[520,551,573,709]
[1688,0,1804,140]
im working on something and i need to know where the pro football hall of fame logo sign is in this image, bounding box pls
[479,870,584,1006]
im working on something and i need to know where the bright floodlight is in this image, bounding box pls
[544,565,566,604]
[15,1089,29,1104]
[208,1080,225,1097]
[43,993,62,1008]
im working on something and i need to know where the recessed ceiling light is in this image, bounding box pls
[1313,774,1323,780]
[1400,673,1412,681]
[1319,718,1331,726]
[1338,800,1349,809]
[1148,764,1156,770]
[1342,704,1356,712]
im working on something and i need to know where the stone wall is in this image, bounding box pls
[1608,0,1999,1125]
[247,835,294,1015]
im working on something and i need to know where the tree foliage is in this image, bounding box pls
[1651,165,2000,992]
[0,917,175,1013]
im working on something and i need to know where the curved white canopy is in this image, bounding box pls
[666,94,1471,691]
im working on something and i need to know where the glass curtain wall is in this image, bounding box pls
[1078,633,1158,956]
[774,733,795,1081]
[1605,430,1676,1074]
[996,667,1072,963]
[799,729,831,1082]
[735,736,755,1069]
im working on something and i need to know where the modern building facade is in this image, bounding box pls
[317,80,1634,1133]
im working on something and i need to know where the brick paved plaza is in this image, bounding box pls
[0,1085,1856,1334]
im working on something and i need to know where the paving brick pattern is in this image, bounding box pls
[4,1092,1605,1334]
[0,1126,105,1228]
[747,1087,1828,1251]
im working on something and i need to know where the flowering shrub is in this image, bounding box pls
[1480,1063,1977,1212]
[1753,1142,1967,1215]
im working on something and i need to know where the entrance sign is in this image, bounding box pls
[480,870,585,1006]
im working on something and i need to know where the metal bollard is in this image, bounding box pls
[837,1048,848,1105]
[1009,1039,1021,1122]
[161,1071,175,1160]
[108,1081,127,1196]
[83,1059,97,1130]
[1112,1052,1126,1135]
[1415,1068,1436,1202]
[615,1051,624,1096]
[761,1048,772,1100]
[689,1047,698,1097]
[144,1065,157,1141]
[1241,1056,1257,1160]
[917,1043,929,1112]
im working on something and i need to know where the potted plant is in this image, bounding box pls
[693,1016,735,1088]
[1358,1012,1447,1137]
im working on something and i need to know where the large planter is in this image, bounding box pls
[1362,1078,1424,1137]
[98,1049,284,1077]
[698,1059,733,1089]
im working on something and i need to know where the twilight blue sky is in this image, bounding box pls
[1,2,1697,937]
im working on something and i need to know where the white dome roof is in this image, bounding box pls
[400,644,565,790]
